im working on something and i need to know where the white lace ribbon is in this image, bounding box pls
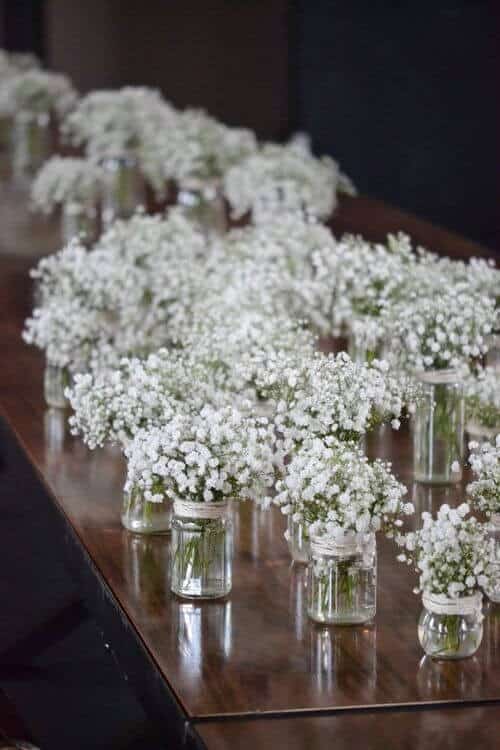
[422,591,483,617]
[416,369,462,385]
[310,535,360,558]
[173,500,228,520]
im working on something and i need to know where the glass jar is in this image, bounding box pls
[485,333,500,371]
[418,592,483,659]
[170,500,232,599]
[61,199,98,245]
[307,532,377,625]
[11,111,51,182]
[177,179,227,241]
[100,154,145,228]
[44,362,70,409]
[121,487,172,534]
[347,330,387,365]
[486,514,500,603]
[286,515,310,564]
[413,370,464,484]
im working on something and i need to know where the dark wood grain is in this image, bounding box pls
[195,704,500,750]
[0,197,498,747]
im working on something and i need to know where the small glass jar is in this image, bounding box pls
[418,592,483,659]
[11,111,51,182]
[307,532,377,625]
[413,370,464,484]
[100,153,145,228]
[121,488,172,535]
[486,514,500,603]
[286,515,310,564]
[44,362,70,409]
[485,333,500,371]
[177,179,227,241]
[61,199,98,245]
[347,330,387,365]
[170,501,232,599]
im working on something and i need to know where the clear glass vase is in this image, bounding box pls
[347,331,387,365]
[44,362,70,409]
[287,515,310,564]
[62,199,98,245]
[307,533,377,625]
[413,370,464,484]
[486,514,500,603]
[485,333,500,371]
[177,179,227,241]
[11,111,51,182]
[170,502,232,599]
[418,593,483,659]
[100,154,145,228]
[121,488,172,534]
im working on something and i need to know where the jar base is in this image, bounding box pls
[121,517,171,535]
[308,609,376,626]
[171,587,231,601]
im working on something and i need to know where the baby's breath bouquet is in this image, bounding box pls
[224,139,354,223]
[0,70,77,119]
[32,156,102,214]
[276,437,410,623]
[465,367,500,440]
[397,503,497,657]
[125,405,277,596]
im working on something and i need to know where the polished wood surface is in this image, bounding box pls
[196,704,500,750]
[0,196,498,746]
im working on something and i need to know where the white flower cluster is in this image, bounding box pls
[465,367,500,431]
[0,49,40,78]
[23,211,206,371]
[255,351,412,450]
[31,157,103,214]
[275,437,411,539]
[390,285,496,372]
[396,503,497,598]
[124,405,278,506]
[467,437,500,517]
[224,139,354,222]
[0,69,77,119]
[145,107,257,187]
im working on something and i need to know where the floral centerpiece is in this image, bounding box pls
[275,437,411,623]
[224,138,355,224]
[396,503,496,658]
[390,284,496,484]
[124,405,277,593]
[32,156,102,243]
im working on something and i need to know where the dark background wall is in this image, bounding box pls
[1,0,498,249]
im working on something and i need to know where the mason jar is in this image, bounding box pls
[418,592,483,659]
[286,515,310,564]
[100,153,145,228]
[307,532,377,625]
[347,329,387,365]
[485,333,500,371]
[121,487,172,535]
[177,179,227,241]
[413,370,464,484]
[44,361,70,409]
[486,514,500,603]
[170,500,232,599]
[11,111,51,182]
[61,199,98,245]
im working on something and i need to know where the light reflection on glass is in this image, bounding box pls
[44,408,67,453]
[289,561,308,643]
[309,624,377,693]
[123,534,169,619]
[417,653,482,700]
[177,600,232,681]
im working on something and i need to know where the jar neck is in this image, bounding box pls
[416,369,462,386]
[310,532,370,559]
[173,499,229,521]
[422,591,482,617]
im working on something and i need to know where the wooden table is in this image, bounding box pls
[0,195,498,748]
